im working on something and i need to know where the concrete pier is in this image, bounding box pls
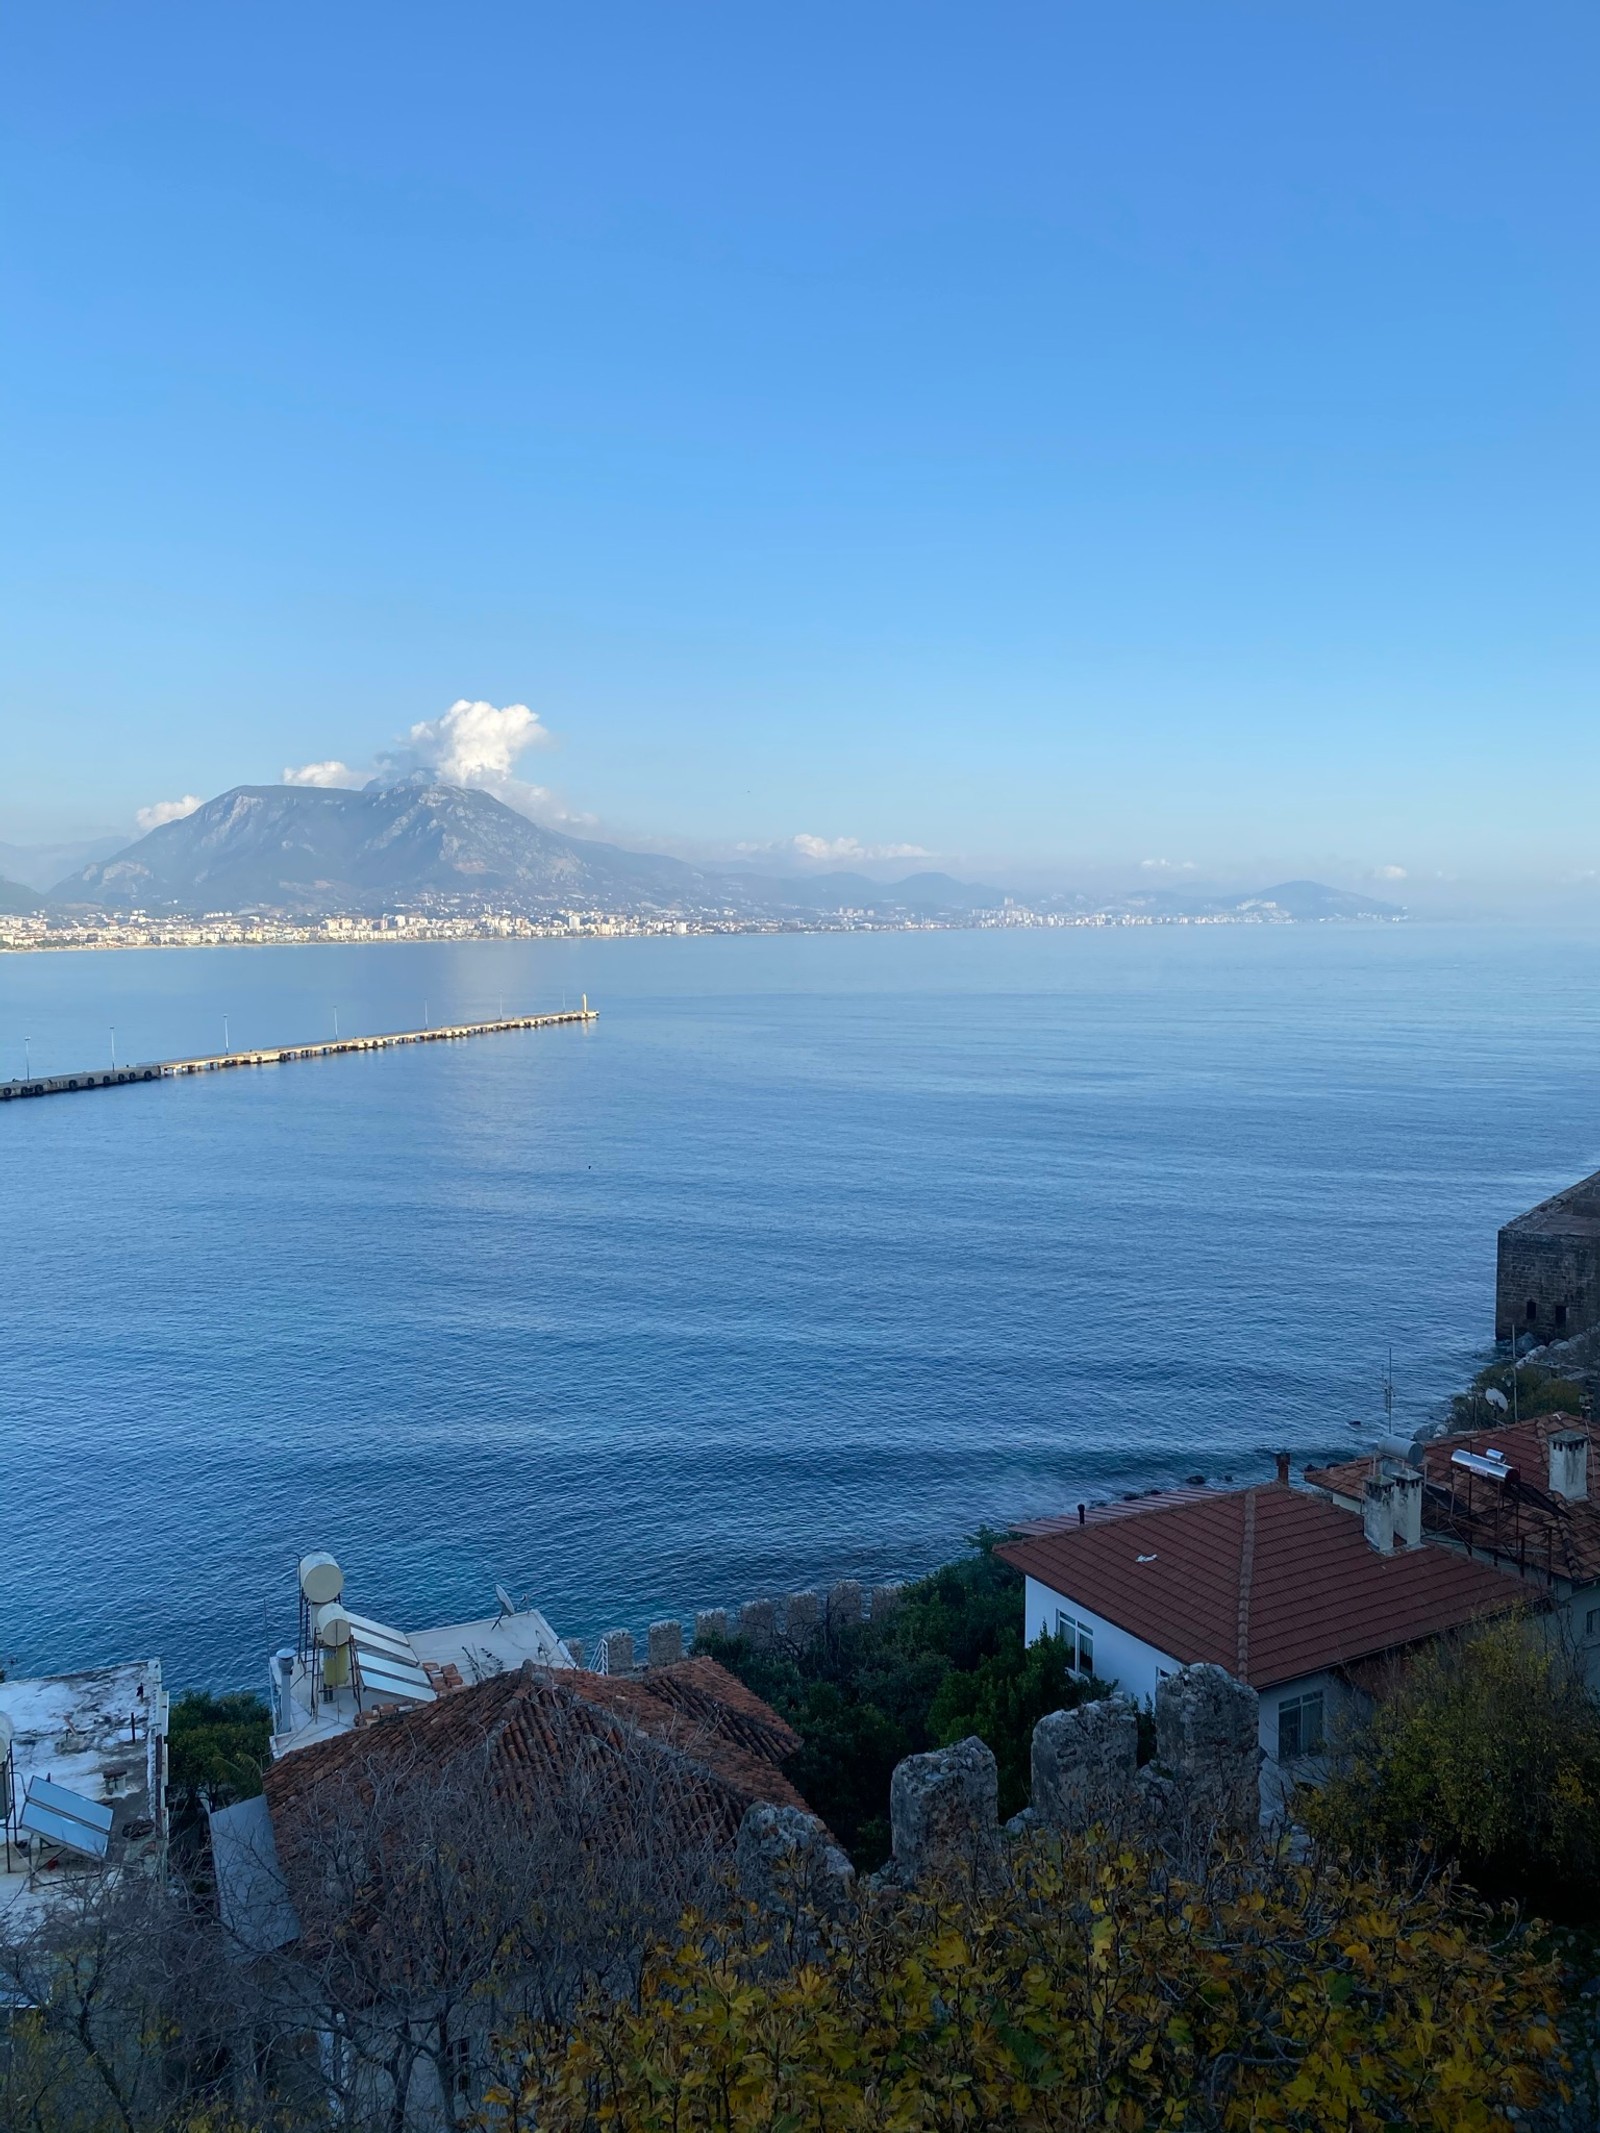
[0,1007,597,1103]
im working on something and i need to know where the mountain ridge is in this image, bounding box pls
[50,782,1007,920]
[45,781,1403,925]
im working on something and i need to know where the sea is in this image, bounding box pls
[4,922,1599,1692]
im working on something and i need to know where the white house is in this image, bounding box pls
[998,1465,1527,1815]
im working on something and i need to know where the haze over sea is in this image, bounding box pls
[5,924,1599,1690]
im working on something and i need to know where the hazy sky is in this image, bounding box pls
[4,3,1597,896]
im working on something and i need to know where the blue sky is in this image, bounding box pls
[3,3,1597,897]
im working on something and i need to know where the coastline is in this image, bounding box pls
[0,908,1406,954]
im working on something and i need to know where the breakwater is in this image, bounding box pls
[0,1003,597,1102]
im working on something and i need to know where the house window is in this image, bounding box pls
[1055,1610,1095,1676]
[1526,1299,1539,1322]
[1277,1691,1325,1761]
[1556,1304,1569,1328]
[1586,1606,1600,1641]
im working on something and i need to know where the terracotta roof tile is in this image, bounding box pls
[264,1656,819,1889]
[1307,1414,1600,1584]
[998,1483,1526,1689]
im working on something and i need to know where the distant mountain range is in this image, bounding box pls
[48,780,1005,920]
[1108,879,1404,922]
[0,874,44,915]
[715,868,1008,916]
[0,834,126,892]
[36,781,1404,926]
[53,779,706,915]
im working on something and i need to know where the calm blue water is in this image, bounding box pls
[4,924,1600,1690]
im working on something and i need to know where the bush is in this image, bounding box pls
[166,1689,273,1818]
[698,1534,1094,1865]
[1450,1360,1586,1431]
[1305,1615,1600,1920]
[485,1829,1567,2133]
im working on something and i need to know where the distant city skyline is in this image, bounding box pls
[4,4,1597,912]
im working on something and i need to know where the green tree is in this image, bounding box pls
[166,1689,273,1819]
[483,1829,1566,2133]
[1305,1614,1600,1919]
[928,1625,1086,1815]
[699,1533,1086,1861]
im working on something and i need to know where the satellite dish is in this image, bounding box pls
[1484,1388,1509,1412]
[494,1583,517,1620]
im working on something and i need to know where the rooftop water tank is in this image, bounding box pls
[298,1552,343,1605]
[314,1602,352,1648]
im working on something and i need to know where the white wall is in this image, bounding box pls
[1023,1573,1365,1819]
[1022,1575,1182,1705]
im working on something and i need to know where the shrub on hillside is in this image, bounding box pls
[1450,1360,1586,1431]
[483,1829,1566,2133]
[698,1533,1093,1863]
[1305,1614,1600,1919]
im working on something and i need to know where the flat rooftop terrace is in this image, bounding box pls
[271,1603,573,1757]
[1503,1169,1600,1238]
[0,1661,168,1930]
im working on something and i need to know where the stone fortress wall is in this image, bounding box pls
[568,1577,903,1674]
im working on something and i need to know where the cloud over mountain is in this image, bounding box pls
[281,698,564,819]
[406,699,550,784]
[282,760,361,789]
[737,832,932,867]
[135,794,203,832]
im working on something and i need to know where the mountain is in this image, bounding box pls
[52,780,714,916]
[0,835,127,892]
[1234,880,1404,920]
[1109,878,1404,922]
[719,868,1007,915]
[0,874,44,916]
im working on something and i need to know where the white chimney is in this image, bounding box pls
[1363,1473,1396,1554]
[1363,1462,1423,1552]
[1549,1429,1590,1503]
[1390,1464,1423,1547]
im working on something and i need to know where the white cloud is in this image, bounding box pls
[739,833,931,866]
[1139,857,1198,873]
[283,759,362,788]
[135,794,203,833]
[277,699,576,823]
[404,699,551,785]
[1372,864,1408,881]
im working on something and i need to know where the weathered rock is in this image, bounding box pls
[1031,1696,1139,1831]
[827,1579,864,1627]
[785,1590,820,1644]
[693,1608,729,1647]
[598,1629,635,1675]
[647,1619,683,1668]
[870,1583,904,1624]
[738,1598,777,1648]
[888,1735,1003,1890]
[1154,1664,1260,1833]
[737,1803,855,1919]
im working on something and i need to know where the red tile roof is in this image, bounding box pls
[264,1655,817,1887]
[998,1483,1526,1689]
[1307,1415,1600,1584]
